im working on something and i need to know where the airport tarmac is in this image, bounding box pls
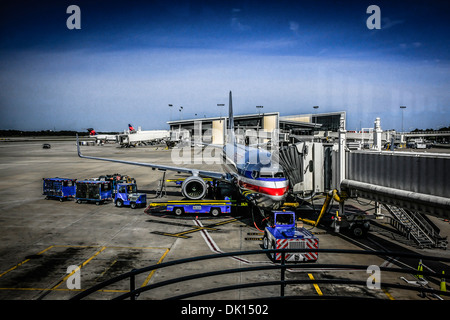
[0,138,449,301]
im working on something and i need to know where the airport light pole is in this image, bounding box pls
[313,106,319,141]
[400,106,406,133]
[256,105,263,115]
[168,104,173,121]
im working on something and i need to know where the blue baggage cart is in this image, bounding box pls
[75,180,112,205]
[43,178,77,202]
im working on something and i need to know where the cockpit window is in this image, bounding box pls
[260,171,285,178]
[260,173,273,178]
[274,171,285,178]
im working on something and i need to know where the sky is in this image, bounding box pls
[0,0,449,132]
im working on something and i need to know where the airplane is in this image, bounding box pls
[86,128,117,142]
[77,91,289,212]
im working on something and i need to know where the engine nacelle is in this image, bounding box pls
[181,176,207,200]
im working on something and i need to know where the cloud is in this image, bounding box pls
[289,21,299,34]
[399,42,423,49]
[230,8,250,32]
[234,38,297,51]
[0,47,448,132]
[381,17,405,30]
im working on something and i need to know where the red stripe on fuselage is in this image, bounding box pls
[238,180,289,197]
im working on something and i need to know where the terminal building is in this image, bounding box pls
[167,111,346,146]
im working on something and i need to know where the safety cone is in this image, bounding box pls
[441,271,447,292]
[416,259,424,280]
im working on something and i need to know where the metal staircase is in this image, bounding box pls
[383,204,448,249]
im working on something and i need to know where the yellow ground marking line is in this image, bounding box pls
[174,226,219,236]
[52,245,166,250]
[212,218,238,226]
[308,273,323,296]
[156,218,238,239]
[141,248,171,287]
[382,288,395,300]
[154,232,190,239]
[155,227,220,239]
[96,260,117,282]
[0,245,54,278]
[0,245,170,293]
[52,246,107,290]
[0,287,128,293]
[307,272,394,300]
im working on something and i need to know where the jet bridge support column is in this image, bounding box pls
[338,116,347,216]
[338,117,347,215]
[373,117,382,151]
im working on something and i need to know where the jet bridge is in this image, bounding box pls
[342,150,450,219]
[279,116,450,220]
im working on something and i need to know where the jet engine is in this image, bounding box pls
[181,176,207,200]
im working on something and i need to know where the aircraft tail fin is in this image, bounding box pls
[228,91,234,131]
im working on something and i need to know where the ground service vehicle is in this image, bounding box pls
[145,199,233,217]
[263,211,319,262]
[114,183,147,209]
[98,173,136,197]
[75,180,112,205]
[43,178,76,201]
[297,189,372,238]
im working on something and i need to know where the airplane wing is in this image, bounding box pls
[76,135,226,180]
